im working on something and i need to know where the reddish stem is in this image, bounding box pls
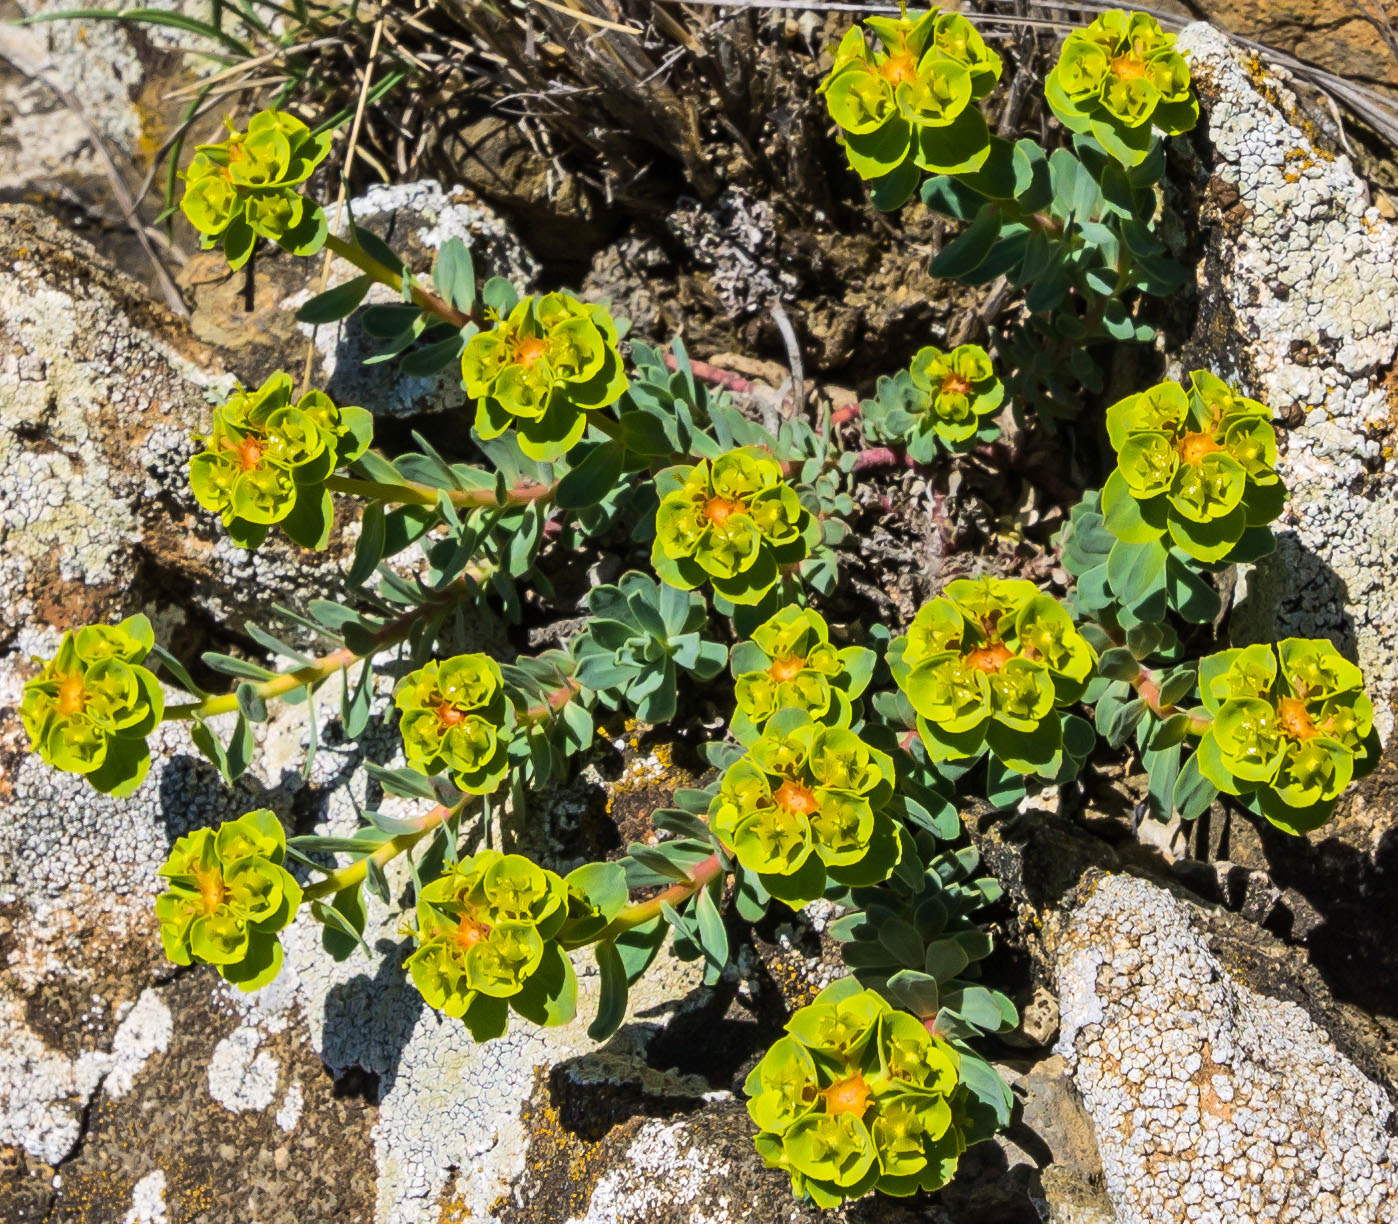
[662,352,757,395]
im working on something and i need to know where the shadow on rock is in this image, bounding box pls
[320,935,423,1099]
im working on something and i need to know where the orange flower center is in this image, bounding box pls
[452,914,492,950]
[965,642,1014,674]
[1277,696,1319,741]
[1177,431,1222,465]
[941,372,971,397]
[435,702,466,729]
[773,779,820,817]
[236,435,266,472]
[879,50,920,88]
[704,496,747,527]
[821,1073,873,1119]
[1111,52,1149,81]
[56,674,88,718]
[768,654,807,684]
[513,334,549,367]
[196,868,228,917]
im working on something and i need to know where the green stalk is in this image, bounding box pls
[324,473,556,510]
[304,798,463,902]
[599,852,724,940]
[164,578,476,721]
[322,231,476,330]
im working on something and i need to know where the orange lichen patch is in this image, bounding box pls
[768,654,807,684]
[435,703,466,728]
[821,1073,874,1119]
[1277,696,1319,741]
[878,50,920,88]
[195,869,228,917]
[513,333,549,367]
[56,674,88,717]
[704,496,747,526]
[940,372,971,397]
[965,642,1014,674]
[1177,431,1223,465]
[1111,51,1148,81]
[451,914,492,951]
[773,779,820,817]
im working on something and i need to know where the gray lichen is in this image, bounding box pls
[1179,23,1398,739]
[1057,874,1398,1223]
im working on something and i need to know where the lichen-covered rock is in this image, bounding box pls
[1057,873,1398,1224]
[0,204,355,641]
[1178,22,1398,741]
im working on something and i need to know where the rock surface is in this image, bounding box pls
[1058,873,1398,1224]
[1180,21,1398,740]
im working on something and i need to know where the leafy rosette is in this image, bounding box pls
[20,615,164,798]
[189,370,372,550]
[405,850,576,1040]
[891,578,1096,776]
[461,292,628,463]
[1045,9,1197,166]
[180,108,331,269]
[710,710,900,907]
[819,10,1000,207]
[155,810,302,991]
[653,447,815,606]
[745,979,971,1206]
[394,654,514,794]
[1195,639,1377,834]
[730,606,876,743]
[1101,370,1284,563]
[864,343,1004,460]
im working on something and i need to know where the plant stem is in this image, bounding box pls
[322,231,477,331]
[164,579,472,721]
[599,852,724,939]
[517,679,582,726]
[1131,668,1212,735]
[303,799,461,902]
[325,473,556,510]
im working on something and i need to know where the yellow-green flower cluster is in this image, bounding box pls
[1196,639,1375,834]
[746,980,968,1206]
[180,109,331,268]
[652,447,813,606]
[462,293,628,463]
[20,615,163,798]
[820,10,1001,201]
[730,606,875,742]
[394,654,513,795]
[189,371,372,550]
[711,710,897,906]
[906,343,1003,458]
[1102,371,1285,563]
[405,850,575,1040]
[155,810,302,991]
[893,578,1096,776]
[1045,10,1197,166]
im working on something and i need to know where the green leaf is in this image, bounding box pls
[1107,536,1169,611]
[348,502,386,588]
[556,440,625,510]
[1098,646,1141,682]
[1165,553,1221,624]
[694,885,729,985]
[1173,752,1218,821]
[588,940,629,1041]
[930,204,1002,281]
[433,238,476,312]
[236,681,269,723]
[314,887,369,961]
[296,275,373,324]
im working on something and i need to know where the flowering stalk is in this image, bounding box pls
[600,852,724,938]
[303,798,463,902]
[322,231,477,331]
[324,473,556,510]
[164,577,480,722]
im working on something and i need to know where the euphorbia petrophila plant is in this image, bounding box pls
[16,6,1380,1213]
